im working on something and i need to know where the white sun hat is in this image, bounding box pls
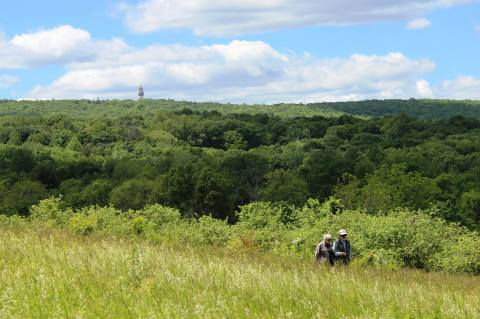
[338,229,348,236]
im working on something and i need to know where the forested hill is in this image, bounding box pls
[1,99,480,119]
[316,99,480,119]
[1,99,480,231]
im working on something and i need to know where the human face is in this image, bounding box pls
[340,234,347,240]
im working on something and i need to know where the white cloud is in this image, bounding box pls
[407,18,432,29]
[0,24,441,102]
[0,75,19,89]
[119,0,472,36]
[11,26,91,59]
[26,40,436,103]
[439,76,480,99]
[416,80,434,97]
[0,25,128,69]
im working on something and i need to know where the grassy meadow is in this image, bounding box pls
[1,225,479,319]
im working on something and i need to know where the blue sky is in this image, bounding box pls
[0,0,479,102]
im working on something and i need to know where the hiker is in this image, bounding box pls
[314,234,334,266]
[333,229,352,265]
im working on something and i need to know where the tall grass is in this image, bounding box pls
[1,225,479,318]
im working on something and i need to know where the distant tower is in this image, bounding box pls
[138,85,144,100]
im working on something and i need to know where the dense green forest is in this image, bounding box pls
[2,98,480,119]
[1,99,480,230]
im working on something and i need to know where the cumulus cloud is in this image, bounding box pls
[26,40,436,103]
[416,80,434,97]
[0,75,19,89]
[0,24,440,102]
[439,76,480,99]
[407,18,432,29]
[0,25,128,69]
[11,26,91,59]
[119,0,472,36]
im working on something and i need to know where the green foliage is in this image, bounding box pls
[68,211,98,235]
[337,164,442,213]
[14,196,480,274]
[0,180,47,216]
[260,169,309,205]
[430,233,480,274]
[131,216,147,235]
[459,190,480,227]
[224,130,247,150]
[29,197,72,225]
[137,204,182,227]
[3,100,480,230]
[237,202,291,229]
[353,248,403,270]
[110,179,154,211]
[192,215,232,245]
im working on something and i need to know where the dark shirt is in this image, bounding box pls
[333,239,352,264]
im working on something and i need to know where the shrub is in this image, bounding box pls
[137,204,182,229]
[237,202,294,229]
[29,197,72,225]
[68,212,97,235]
[353,249,403,270]
[294,197,341,227]
[131,216,147,235]
[430,233,480,275]
[190,216,231,245]
[82,206,131,234]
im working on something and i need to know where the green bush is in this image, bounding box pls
[29,197,72,225]
[66,206,131,235]
[68,212,97,235]
[131,216,148,235]
[294,197,343,227]
[137,204,182,228]
[353,249,403,270]
[192,216,231,245]
[430,233,480,274]
[237,202,294,229]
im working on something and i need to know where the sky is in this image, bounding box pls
[0,0,479,103]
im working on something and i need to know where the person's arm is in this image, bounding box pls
[314,243,321,258]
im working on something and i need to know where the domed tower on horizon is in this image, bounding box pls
[138,85,144,100]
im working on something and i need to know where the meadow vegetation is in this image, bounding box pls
[4,196,478,275]
[1,221,479,318]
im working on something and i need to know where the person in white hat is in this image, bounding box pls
[333,229,352,265]
[314,234,334,266]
